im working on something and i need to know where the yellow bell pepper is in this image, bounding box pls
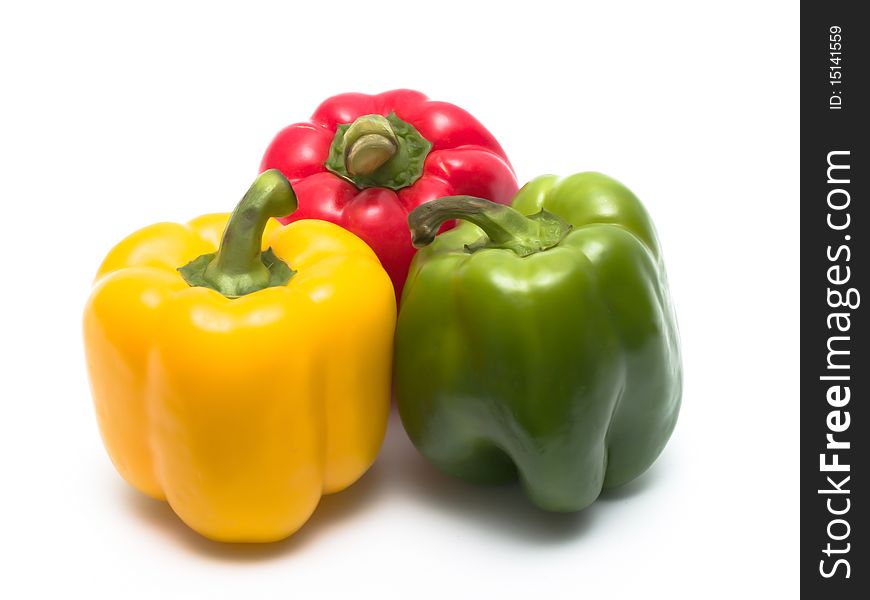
[83,170,395,542]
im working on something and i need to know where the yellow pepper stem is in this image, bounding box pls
[178,170,298,298]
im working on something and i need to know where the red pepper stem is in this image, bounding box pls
[408,196,572,257]
[324,112,432,191]
[344,114,398,176]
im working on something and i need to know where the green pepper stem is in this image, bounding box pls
[200,170,297,296]
[408,196,572,257]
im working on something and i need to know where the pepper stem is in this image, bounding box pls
[408,196,572,257]
[324,112,432,191]
[178,170,297,298]
[344,114,398,176]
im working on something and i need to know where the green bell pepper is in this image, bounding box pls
[395,172,682,511]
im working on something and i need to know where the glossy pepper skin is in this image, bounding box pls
[83,171,395,542]
[395,172,682,512]
[260,89,518,300]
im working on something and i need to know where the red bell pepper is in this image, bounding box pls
[260,89,518,299]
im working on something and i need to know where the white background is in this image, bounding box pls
[0,1,799,598]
